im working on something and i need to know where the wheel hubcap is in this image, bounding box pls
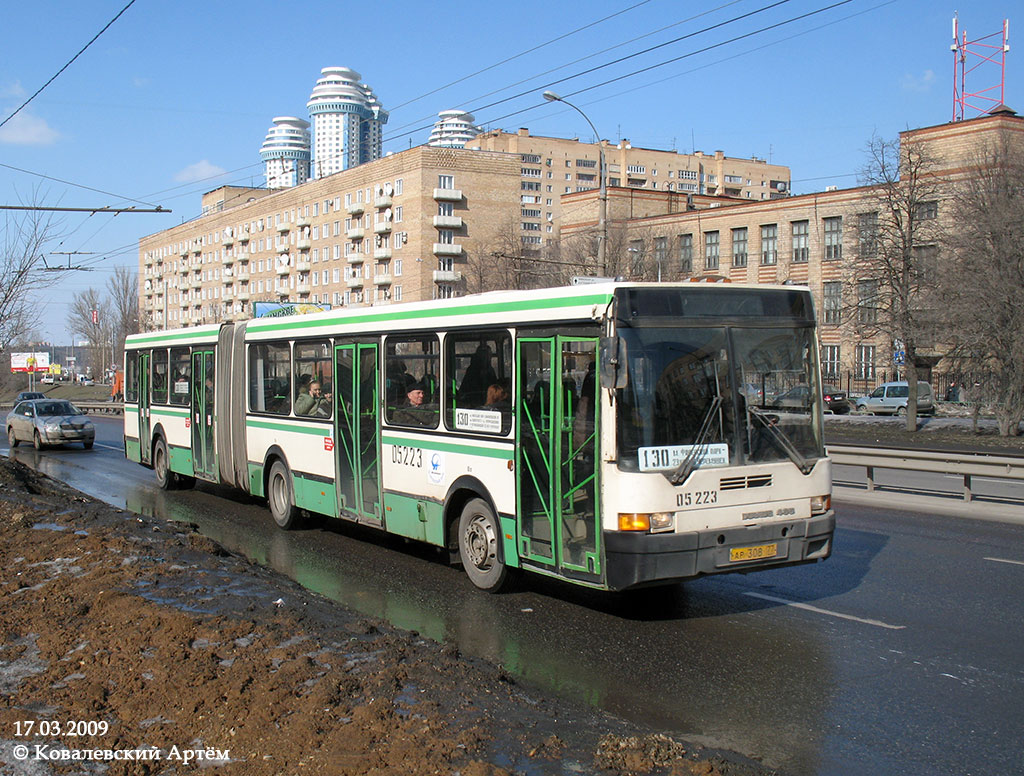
[464,515,495,570]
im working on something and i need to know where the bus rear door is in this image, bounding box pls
[139,352,151,465]
[191,349,216,480]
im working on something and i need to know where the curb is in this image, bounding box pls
[833,484,1024,526]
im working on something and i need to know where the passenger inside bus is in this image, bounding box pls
[456,345,497,407]
[295,381,331,417]
[390,380,436,427]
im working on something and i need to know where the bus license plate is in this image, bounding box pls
[730,543,778,562]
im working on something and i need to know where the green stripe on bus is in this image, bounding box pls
[127,328,220,345]
[246,418,333,437]
[247,292,613,334]
[381,434,513,460]
[151,407,190,418]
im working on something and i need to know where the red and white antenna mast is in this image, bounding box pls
[952,15,1011,121]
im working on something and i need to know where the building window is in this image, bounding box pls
[857,279,879,324]
[438,201,454,217]
[821,345,840,381]
[855,344,875,381]
[438,174,454,189]
[678,234,693,274]
[653,236,667,277]
[858,212,878,257]
[731,228,747,267]
[824,216,843,260]
[704,231,720,271]
[916,200,938,220]
[760,224,777,265]
[823,281,842,325]
[792,220,809,263]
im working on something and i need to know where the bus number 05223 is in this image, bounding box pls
[391,445,423,468]
[677,490,718,507]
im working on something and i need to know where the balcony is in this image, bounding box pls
[346,202,365,215]
[277,243,290,254]
[296,238,311,251]
[277,222,290,234]
[277,286,290,297]
[347,227,365,240]
[294,259,310,272]
[235,269,250,282]
[144,254,154,266]
[223,274,234,285]
[222,255,234,267]
[433,215,463,229]
[191,277,203,289]
[239,232,250,244]
[433,188,463,202]
[373,247,392,260]
[433,243,463,257]
[373,221,392,234]
[237,289,250,301]
[433,270,463,283]
[373,274,393,286]
[276,263,291,275]
[222,235,234,247]
[295,281,310,295]
[374,194,392,208]
[296,216,310,228]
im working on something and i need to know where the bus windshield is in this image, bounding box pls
[615,325,824,475]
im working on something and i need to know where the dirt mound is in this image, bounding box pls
[0,461,775,776]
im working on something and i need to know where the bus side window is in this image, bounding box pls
[385,334,439,429]
[249,342,291,415]
[125,352,138,403]
[151,349,169,404]
[169,347,190,406]
[445,330,512,435]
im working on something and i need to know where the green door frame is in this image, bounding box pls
[191,349,216,480]
[334,342,381,524]
[516,335,601,577]
[139,352,151,464]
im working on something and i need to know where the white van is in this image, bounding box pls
[856,381,935,416]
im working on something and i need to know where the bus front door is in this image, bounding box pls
[517,336,600,579]
[191,350,216,480]
[139,352,151,465]
[334,342,381,524]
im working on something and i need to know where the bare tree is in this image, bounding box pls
[464,211,566,293]
[67,288,113,378]
[107,266,139,369]
[938,135,1024,436]
[0,196,64,349]
[849,134,946,430]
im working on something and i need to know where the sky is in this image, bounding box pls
[0,0,1017,343]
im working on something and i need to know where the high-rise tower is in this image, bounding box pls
[259,116,311,189]
[306,66,388,178]
[427,110,483,148]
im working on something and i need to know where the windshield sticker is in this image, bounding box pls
[638,443,729,472]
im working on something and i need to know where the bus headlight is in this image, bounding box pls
[617,512,675,532]
[811,495,831,515]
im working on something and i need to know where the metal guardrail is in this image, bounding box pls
[828,444,1024,502]
[0,401,123,415]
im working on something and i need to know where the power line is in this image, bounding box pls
[0,161,163,208]
[0,0,140,131]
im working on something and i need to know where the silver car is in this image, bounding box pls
[6,399,95,450]
[855,381,935,416]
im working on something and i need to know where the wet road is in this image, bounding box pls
[5,415,1024,776]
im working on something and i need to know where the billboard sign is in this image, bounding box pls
[253,301,331,318]
[11,352,51,373]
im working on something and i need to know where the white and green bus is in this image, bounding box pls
[123,282,834,591]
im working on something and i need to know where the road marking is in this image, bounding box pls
[744,592,906,630]
[94,443,124,452]
[984,557,1024,567]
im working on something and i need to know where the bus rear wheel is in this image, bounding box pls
[154,438,177,490]
[458,498,510,592]
[268,460,302,530]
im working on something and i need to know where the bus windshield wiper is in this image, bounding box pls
[669,396,722,485]
[748,407,814,474]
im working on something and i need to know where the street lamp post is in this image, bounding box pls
[542,90,607,276]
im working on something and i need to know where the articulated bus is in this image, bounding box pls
[123,283,834,591]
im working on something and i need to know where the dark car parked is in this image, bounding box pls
[771,384,850,414]
[822,385,850,414]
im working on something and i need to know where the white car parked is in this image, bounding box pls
[856,381,935,416]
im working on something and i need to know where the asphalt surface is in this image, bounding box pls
[3,414,1024,775]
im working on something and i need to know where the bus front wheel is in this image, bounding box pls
[458,498,510,592]
[268,460,302,530]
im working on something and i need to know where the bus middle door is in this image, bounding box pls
[191,350,216,480]
[334,342,381,524]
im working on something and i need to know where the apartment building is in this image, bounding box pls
[559,108,1024,389]
[466,128,792,252]
[139,145,521,328]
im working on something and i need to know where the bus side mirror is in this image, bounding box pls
[599,336,628,389]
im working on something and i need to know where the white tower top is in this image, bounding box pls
[259,116,311,189]
[306,66,389,178]
[428,110,483,148]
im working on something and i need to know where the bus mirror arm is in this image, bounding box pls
[599,336,628,390]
